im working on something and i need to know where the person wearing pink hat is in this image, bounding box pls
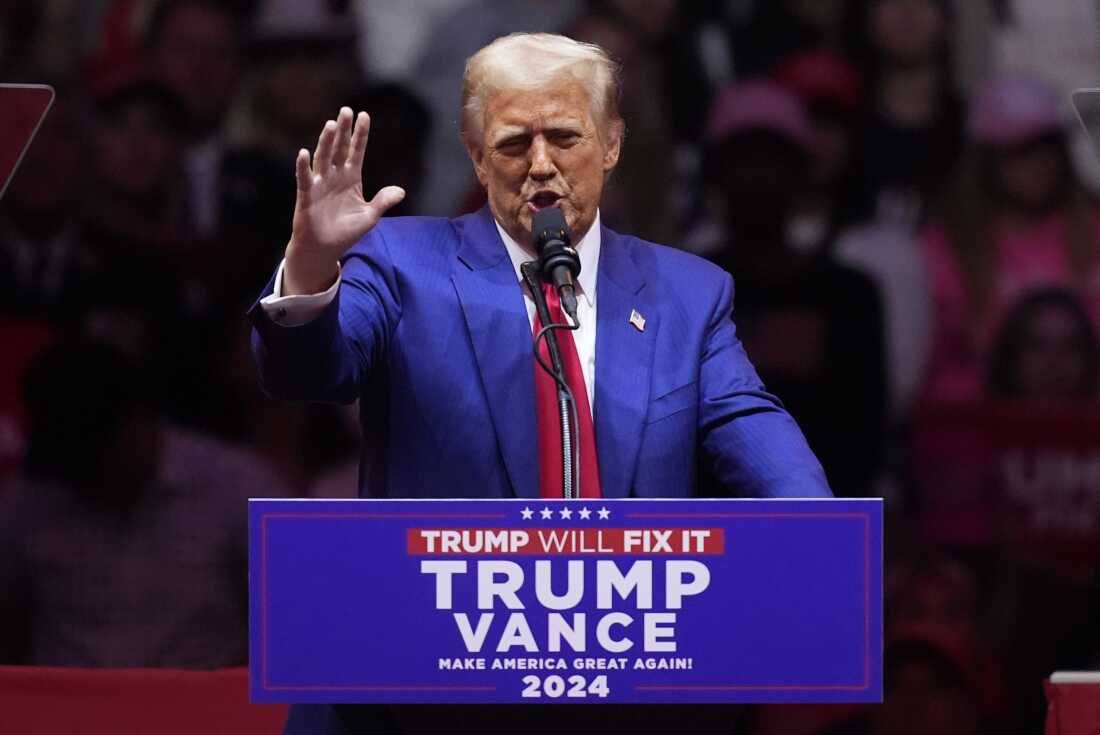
[919,74,1100,404]
[699,80,887,500]
[966,75,1066,149]
[702,80,814,245]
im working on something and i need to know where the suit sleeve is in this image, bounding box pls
[247,227,402,404]
[698,272,833,498]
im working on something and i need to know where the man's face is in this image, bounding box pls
[467,82,621,249]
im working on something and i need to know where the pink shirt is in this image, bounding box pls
[921,211,1100,403]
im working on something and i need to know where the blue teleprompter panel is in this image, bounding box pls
[249,497,882,704]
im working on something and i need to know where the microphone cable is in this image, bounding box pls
[522,261,582,499]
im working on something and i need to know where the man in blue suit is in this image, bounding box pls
[250,31,829,735]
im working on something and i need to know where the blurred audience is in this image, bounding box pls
[0,340,287,667]
[0,95,90,320]
[775,50,865,247]
[147,0,292,258]
[148,0,245,152]
[0,1,86,86]
[355,0,461,81]
[85,73,190,270]
[844,0,964,229]
[986,288,1100,401]
[0,319,54,476]
[774,50,933,416]
[821,638,986,735]
[1057,569,1100,672]
[922,74,1100,404]
[700,81,886,498]
[0,1,40,79]
[730,0,847,78]
[350,82,432,218]
[885,555,1009,716]
[239,0,361,162]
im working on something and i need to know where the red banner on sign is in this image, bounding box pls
[406,528,725,555]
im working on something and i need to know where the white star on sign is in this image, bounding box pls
[520,507,534,520]
[540,507,554,520]
[597,507,611,519]
[578,507,592,519]
[559,507,573,519]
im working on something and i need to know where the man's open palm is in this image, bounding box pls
[284,107,405,294]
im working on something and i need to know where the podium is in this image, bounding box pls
[0,84,54,200]
[249,498,882,704]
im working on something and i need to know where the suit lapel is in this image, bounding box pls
[594,228,657,498]
[451,207,539,499]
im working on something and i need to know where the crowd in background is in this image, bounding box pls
[2,0,1100,732]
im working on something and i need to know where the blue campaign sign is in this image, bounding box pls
[249,498,882,704]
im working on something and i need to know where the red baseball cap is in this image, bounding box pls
[775,50,863,117]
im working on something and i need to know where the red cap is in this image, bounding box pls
[775,50,863,116]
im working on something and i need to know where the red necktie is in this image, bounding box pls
[533,284,602,498]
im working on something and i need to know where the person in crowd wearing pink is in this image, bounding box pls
[986,288,1100,401]
[921,75,1100,403]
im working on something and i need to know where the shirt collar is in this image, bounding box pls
[495,209,600,307]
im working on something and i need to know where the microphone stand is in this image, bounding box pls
[522,261,580,499]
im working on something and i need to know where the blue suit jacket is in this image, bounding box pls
[249,206,829,500]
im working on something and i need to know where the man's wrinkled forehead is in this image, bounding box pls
[481,83,595,140]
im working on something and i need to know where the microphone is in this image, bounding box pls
[532,207,581,325]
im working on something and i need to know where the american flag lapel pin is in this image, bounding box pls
[629,309,646,332]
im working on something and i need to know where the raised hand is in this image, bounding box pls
[283,107,406,295]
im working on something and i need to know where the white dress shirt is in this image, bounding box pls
[259,211,601,408]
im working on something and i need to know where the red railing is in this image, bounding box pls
[0,665,286,734]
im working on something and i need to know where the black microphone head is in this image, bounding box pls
[532,207,571,253]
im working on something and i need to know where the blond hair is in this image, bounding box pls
[460,32,622,145]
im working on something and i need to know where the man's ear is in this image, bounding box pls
[602,119,624,173]
[465,138,489,187]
